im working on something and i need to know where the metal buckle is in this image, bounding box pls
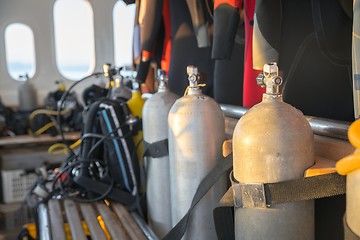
[233,182,267,208]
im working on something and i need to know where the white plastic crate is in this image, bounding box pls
[1,170,37,203]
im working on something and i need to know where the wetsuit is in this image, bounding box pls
[253,0,353,122]
[168,0,214,97]
[253,1,353,239]
[212,0,245,106]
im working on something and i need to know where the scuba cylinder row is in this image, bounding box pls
[232,63,315,239]
[168,66,227,240]
[142,69,179,238]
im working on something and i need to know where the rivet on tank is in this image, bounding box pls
[232,62,315,240]
[142,69,179,238]
[168,65,227,240]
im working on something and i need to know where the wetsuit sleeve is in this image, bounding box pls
[212,0,242,60]
[252,0,282,70]
[136,0,163,83]
[186,0,210,48]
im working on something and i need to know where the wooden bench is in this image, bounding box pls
[38,199,157,240]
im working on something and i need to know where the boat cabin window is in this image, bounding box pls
[5,23,36,81]
[113,1,136,68]
[53,0,95,80]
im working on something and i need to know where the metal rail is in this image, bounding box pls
[220,104,351,141]
[38,203,51,240]
[131,212,159,240]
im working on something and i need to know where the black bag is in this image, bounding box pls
[73,98,143,209]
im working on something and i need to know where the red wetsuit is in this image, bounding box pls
[243,0,264,108]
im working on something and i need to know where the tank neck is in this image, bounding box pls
[187,87,202,95]
[132,90,142,98]
[262,93,283,101]
[157,86,168,93]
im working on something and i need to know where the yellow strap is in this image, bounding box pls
[48,139,81,155]
[33,122,55,136]
[29,109,69,121]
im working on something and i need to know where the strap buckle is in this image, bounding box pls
[230,172,267,208]
[233,182,267,208]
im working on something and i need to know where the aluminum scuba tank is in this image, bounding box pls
[336,120,360,237]
[142,69,179,238]
[232,62,315,240]
[168,66,227,240]
[345,167,360,237]
[18,74,37,111]
[127,79,146,160]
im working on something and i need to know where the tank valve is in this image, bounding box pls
[157,69,167,91]
[103,63,110,77]
[187,65,200,88]
[256,62,283,96]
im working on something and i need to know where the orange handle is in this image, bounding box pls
[336,153,360,175]
[336,119,360,175]
[348,119,360,149]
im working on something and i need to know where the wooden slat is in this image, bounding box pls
[0,132,80,147]
[222,139,232,157]
[112,203,147,240]
[96,202,128,240]
[79,203,107,240]
[64,199,87,240]
[48,200,66,240]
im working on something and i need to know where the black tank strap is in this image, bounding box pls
[143,139,169,158]
[162,154,233,240]
[162,153,346,240]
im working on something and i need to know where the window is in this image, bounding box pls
[113,1,136,68]
[5,23,36,81]
[54,0,95,80]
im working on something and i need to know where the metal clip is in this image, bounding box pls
[233,182,267,208]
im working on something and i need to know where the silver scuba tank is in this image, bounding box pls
[348,0,360,233]
[142,69,179,238]
[18,74,37,111]
[347,168,360,236]
[232,62,315,240]
[352,0,360,118]
[168,66,227,240]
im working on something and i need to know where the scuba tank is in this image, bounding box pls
[232,62,315,240]
[346,167,360,238]
[18,74,37,111]
[127,78,146,160]
[142,69,179,238]
[168,66,226,240]
[336,120,360,238]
